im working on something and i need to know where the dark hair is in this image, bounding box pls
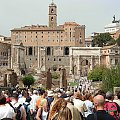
[26,97,32,103]
[106,91,114,100]
[95,90,106,98]
[22,90,28,97]
[85,93,92,100]
[12,93,19,100]
[39,89,45,95]
[0,95,6,105]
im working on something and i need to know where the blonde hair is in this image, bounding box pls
[40,99,47,107]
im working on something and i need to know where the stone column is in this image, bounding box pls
[46,69,52,90]
[17,48,19,64]
[77,55,80,75]
[62,68,67,91]
[90,56,93,70]
[37,46,40,68]
[60,69,63,88]
[4,74,7,87]
[8,49,11,69]
[11,45,14,69]
[69,55,72,75]
[7,74,9,87]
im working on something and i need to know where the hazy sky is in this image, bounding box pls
[0,0,120,37]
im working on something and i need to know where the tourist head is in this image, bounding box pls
[47,90,54,97]
[39,89,46,96]
[106,91,114,100]
[33,90,38,95]
[40,99,48,108]
[52,98,67,111]
[26,96,32,103]
[0,94,6,105]
[22,90,28,97]
[95,90,106,98]
[93,95,105,109]
[11,92,19,101]
[85,93,93,101]
[74,92,82,100]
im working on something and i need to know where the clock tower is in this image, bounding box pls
[48,1,57,28]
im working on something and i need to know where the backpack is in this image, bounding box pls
[104,101,119,120]
[23,103,31,120]
[9,102,22,120]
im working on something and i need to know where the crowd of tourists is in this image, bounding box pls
[0,87,120,120]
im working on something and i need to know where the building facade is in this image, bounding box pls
[11,1,85,73]
[0,42,11,69]
[101,45,120,67]
[69,47,101,79]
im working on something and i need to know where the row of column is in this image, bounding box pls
[70,55,101,75]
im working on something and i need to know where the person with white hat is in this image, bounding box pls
[46,91,54,111]
[30,90,39,119]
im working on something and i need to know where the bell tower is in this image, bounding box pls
[48,1,57,28]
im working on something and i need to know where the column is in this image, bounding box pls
[37,46,40,68]
[69,55,72,75]
[8,49,11,69]
[7,74,9,87]
[77,55,80,75]
[90,56,93,70]
[11,45,13,69]
[17,48,19,64]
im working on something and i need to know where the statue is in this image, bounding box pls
[112,15,119,23]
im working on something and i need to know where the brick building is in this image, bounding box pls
[11,1,85,73]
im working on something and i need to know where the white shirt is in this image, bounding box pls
[0,104,15,119]
[30,94,39,111]
[73,98,87,117]
[84,100,93,117]
[11,100,26,119]
[18,97,26,104]
[42,110,48,120]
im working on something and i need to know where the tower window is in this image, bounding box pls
[51,9,54,13]
[28,47,33,55]
[51,17,53,21]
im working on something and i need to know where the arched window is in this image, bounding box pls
[28,47,33,55]
[47,47,51,55]
[51,17,53,21]
[51,8,54,13]
[64,47,69,55]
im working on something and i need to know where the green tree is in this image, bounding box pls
[22,75,35,88]
[102,65,120,92]
[88,65,106,82]
[116,36,120,46]
[88,65,120,92]
[93,33,115,47]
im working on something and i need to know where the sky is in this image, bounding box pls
[0,0,120,37]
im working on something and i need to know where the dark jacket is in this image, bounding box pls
[87,110,115,120]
